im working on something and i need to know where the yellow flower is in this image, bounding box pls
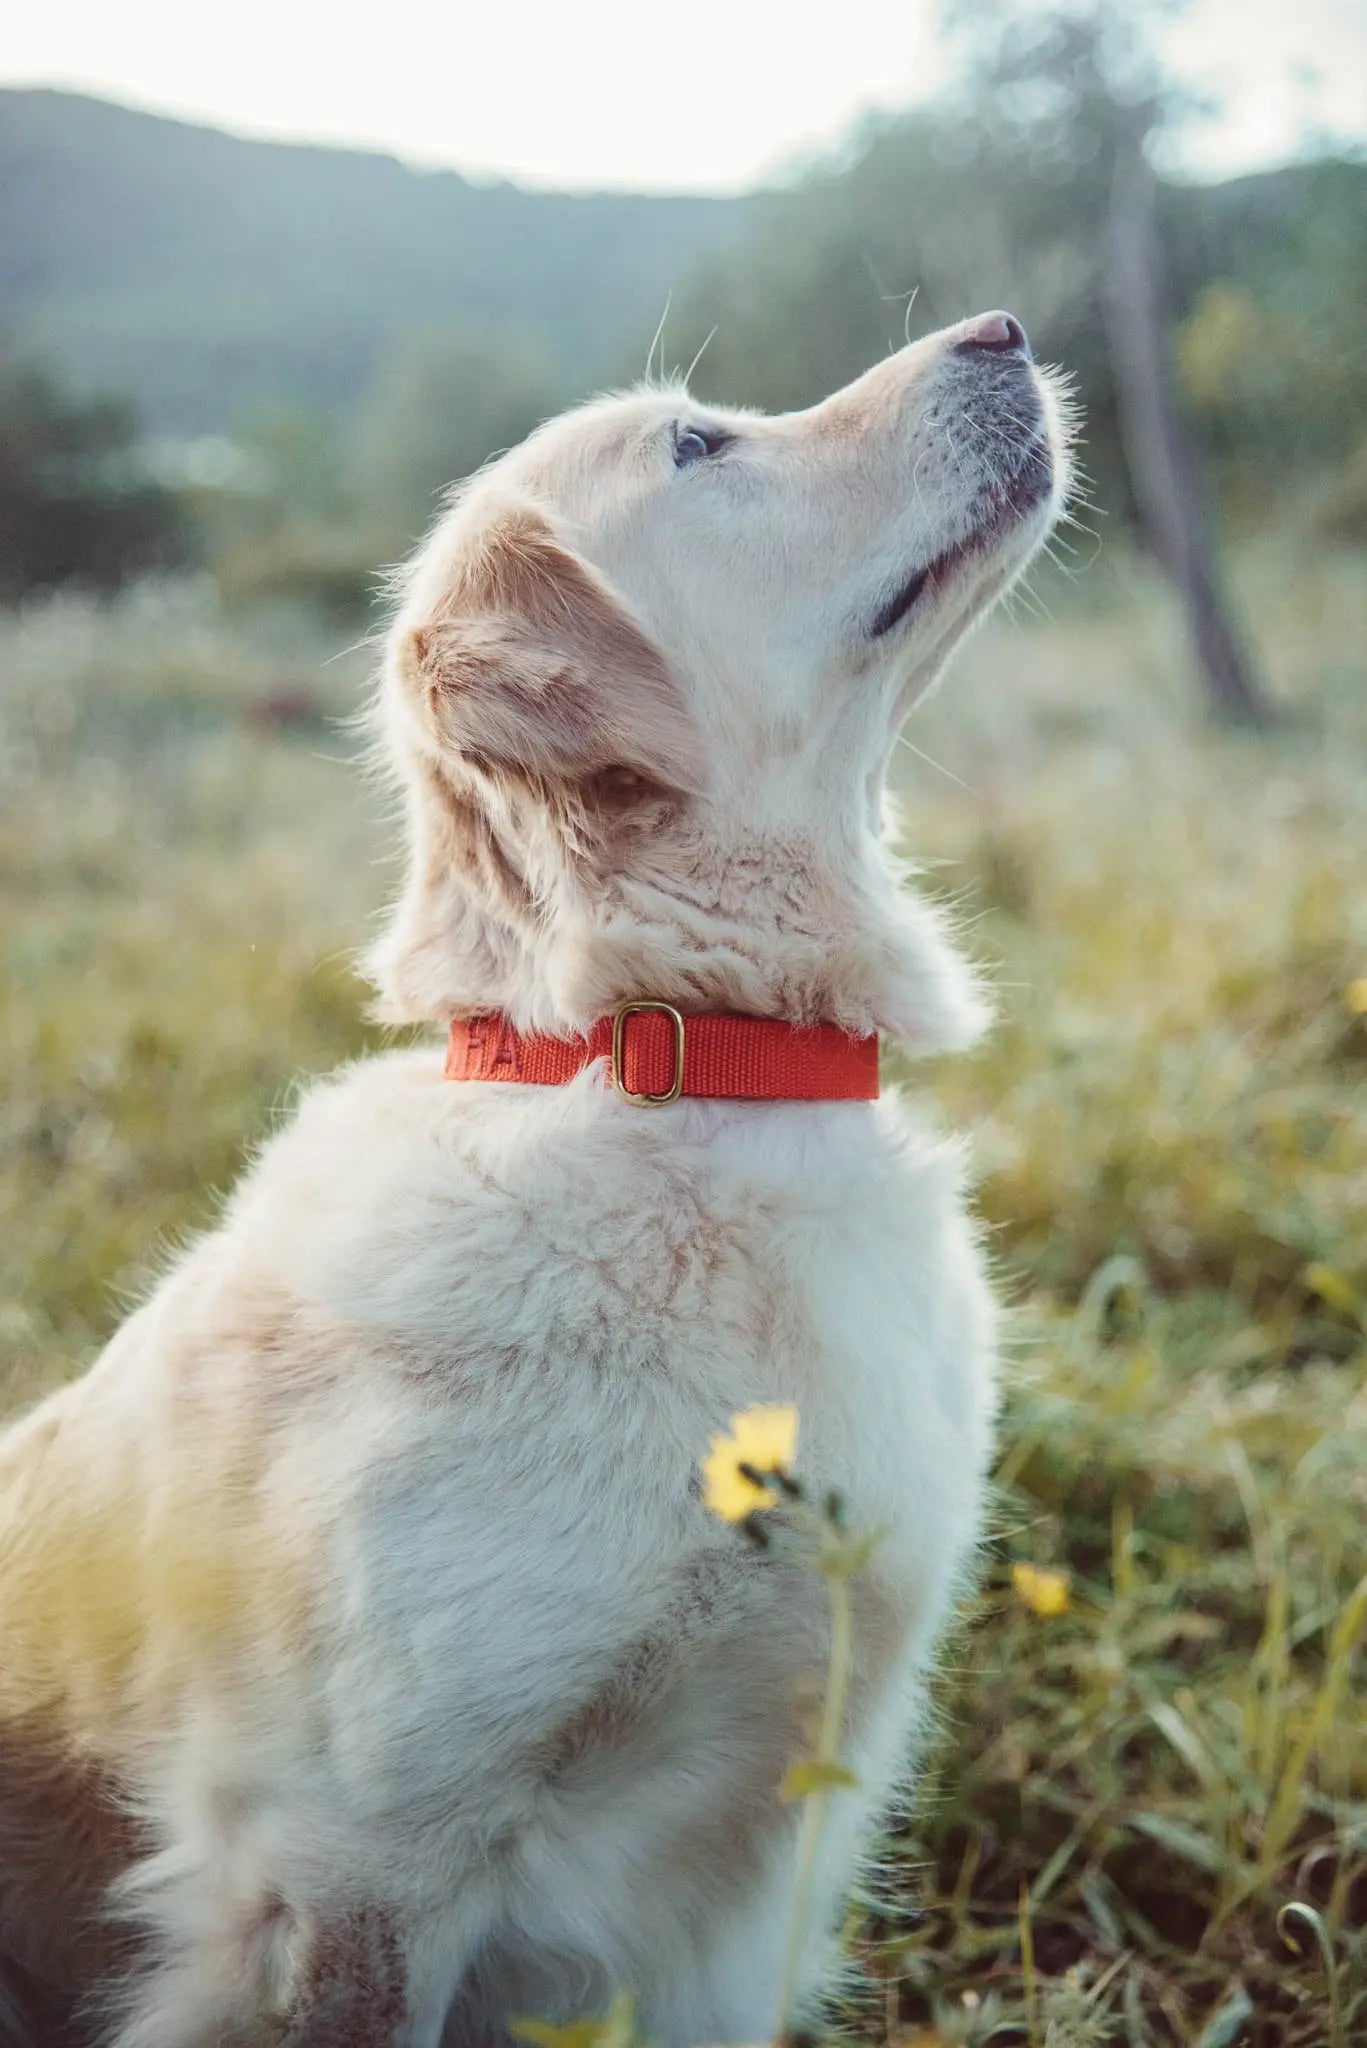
[701,1404,799,1521]
[1011,1561,1071,1618]
[1345,977,1367,1015]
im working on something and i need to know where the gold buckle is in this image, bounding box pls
[611,1001,685,1106]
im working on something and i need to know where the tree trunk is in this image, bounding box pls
[1104,131,1273,727]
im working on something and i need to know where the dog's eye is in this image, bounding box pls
[674,424,730,469]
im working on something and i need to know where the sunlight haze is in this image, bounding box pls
[3,0,1363,189]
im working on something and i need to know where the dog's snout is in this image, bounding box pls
[955,309,1031,359]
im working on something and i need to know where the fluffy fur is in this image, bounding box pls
[0,314,1071,2046]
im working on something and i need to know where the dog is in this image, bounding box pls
[0,309,1071,2046]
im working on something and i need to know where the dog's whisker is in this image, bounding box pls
[894,733,977,794]
[682,326,719,390]
[904,284,920,350]
[644,291,673,385]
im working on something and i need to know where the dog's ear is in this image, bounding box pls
[396,498,703,796]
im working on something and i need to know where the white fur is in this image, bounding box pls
[0,315,1071,2046]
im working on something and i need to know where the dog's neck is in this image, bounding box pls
[367,772,987,1056]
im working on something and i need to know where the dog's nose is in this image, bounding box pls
[956,310,1032,359]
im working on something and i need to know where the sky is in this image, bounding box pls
[2,0,1363,191]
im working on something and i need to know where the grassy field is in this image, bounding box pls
[1,546,1364,2047]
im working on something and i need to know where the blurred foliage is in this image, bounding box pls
[1314,439,1367,546]
[119,328,559,615]
[653,5,1365,529]
[1176,263,1367,518]
[1,543,1363,2041]
[3,3,1363,610]
[188,402,379,623]
[0,357,190,600]
[349,321,558,552]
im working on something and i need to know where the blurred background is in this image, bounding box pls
[1,2,1364,2043]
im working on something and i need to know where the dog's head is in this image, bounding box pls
[370,312,1073,1049]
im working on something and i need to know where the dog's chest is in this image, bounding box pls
[283,1074,997,1574]
[217,1076,994,1829]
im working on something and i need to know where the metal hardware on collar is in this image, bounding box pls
[611,1001,685,1107]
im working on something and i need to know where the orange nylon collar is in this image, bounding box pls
[445,1004,880,1105]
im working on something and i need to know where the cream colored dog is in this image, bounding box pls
[0,311,1071,2047]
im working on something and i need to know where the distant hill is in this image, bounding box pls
[4,85,1361,482]
[0,90,747,431]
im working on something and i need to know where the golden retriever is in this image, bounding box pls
[0,309,1071,2046]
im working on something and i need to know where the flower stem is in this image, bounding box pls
[776,1551,854,2035]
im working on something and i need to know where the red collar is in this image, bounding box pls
[445,1003,879,1106]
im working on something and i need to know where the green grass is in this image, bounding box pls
[1,549,1364,2046]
